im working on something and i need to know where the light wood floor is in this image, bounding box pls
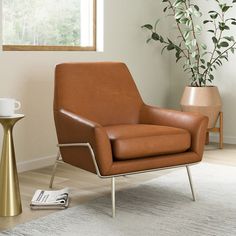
[0,143,236,231]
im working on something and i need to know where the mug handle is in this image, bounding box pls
[14,101,21,110]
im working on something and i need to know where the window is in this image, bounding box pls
[2,0,96,51]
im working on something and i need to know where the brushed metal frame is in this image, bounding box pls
[49,151,62,189]
[186,166,196,201]
[49,142,197,218]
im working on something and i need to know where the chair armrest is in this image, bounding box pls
[54,109,113,175]
[140,105,209,157]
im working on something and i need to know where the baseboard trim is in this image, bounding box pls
[17,155,57,173]
[210,134,236,144]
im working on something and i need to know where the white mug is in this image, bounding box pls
[0,98,21,116]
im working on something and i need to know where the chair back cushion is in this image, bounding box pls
[54,62,143,125]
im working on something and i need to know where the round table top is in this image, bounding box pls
[0,114,25,120]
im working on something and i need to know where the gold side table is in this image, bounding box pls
[0,114,24,217]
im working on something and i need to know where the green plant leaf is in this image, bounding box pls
[191,51,196,58]
[208,30,215,33]
[173,0,182,8]
[209,74,214,80]
[219,22,230,30]
[175,11,185,19]
[161,46,167,54]
[223,6,231,12]
[224,36,234,41]
[183,30,190,39]
[152,33,159,41]
[203,20,213,24]
[167,44,175,50]
[212,36,218,44]
[216,60,223,66]
[220,41,229,47]
[142,24,153,30]
[154,19,160,31]
[195,25,202,34]
[194,5,200,11]
[179,17,189,24]
[209,10,218,14]
[210,13,218,19]
[221,55,229,61]
[201,43,207,50]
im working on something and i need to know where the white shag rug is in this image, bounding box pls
[1,163,236,236]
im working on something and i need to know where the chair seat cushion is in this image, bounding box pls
[104,124,191,160]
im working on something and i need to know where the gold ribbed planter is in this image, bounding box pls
[180,86,222,129]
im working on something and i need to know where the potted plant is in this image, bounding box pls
[142,0,236,128]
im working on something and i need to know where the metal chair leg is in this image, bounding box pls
[186,166,196,201]
[49,151,61,189]
[111,177,116,218]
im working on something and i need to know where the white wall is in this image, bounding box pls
[168,1,236,144]
[0,0,170,171]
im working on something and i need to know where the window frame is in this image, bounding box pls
[2,0,97,51]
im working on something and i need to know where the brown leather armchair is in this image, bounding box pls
[50,62,208,217]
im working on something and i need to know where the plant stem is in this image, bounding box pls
[167,0,195,78]
[203,41,236,79]
[167,1,188,58]
[203,11,224,81]
[187,0,201,77]
[157,37,187,57]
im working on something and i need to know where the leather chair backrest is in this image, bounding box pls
[54,62,143,126]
